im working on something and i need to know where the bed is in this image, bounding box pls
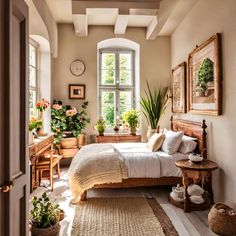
[69,118,207,201]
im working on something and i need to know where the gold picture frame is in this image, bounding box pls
[172,62,186,113]
[69,84,85,99]
[188,33,222,115]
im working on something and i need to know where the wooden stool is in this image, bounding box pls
[35,144,63,191]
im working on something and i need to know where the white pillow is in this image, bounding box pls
[161,130,184,154]
[178,135,197,154]
[147,133,165,152]
[187,184,204,196]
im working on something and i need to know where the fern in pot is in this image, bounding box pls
[140,81,171,140]
[30,192,60,236]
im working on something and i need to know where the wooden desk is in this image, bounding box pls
[96,133,141,143]
[172,159,218,212]
[29,135,54,192]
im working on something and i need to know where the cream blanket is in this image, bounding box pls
[68,144,128,201]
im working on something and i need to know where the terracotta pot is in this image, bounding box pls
[130,127,136,135]
[31,222,60,236]
[147,127,156,140]
[61,137,78,149]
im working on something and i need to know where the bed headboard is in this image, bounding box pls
[170,116,207,159]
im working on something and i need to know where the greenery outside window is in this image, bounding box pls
[29,41,39,118]
[99,49,135,126]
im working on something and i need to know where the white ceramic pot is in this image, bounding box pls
[29,131,34,145]
[146,127,156,140]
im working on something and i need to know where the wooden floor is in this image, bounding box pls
[30,169,218,236]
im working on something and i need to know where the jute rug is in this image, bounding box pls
[71,197,178,236]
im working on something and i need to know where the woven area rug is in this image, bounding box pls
[71,197,178,236]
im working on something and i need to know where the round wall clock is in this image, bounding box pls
[70,60,85,76]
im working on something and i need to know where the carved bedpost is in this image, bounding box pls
[170,116,174,130]
[202,120,207,159]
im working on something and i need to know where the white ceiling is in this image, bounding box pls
[45,0,198,39]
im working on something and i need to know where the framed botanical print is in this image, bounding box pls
[69,84,85,99]
[172,62,186,113]
[188,33,222,115]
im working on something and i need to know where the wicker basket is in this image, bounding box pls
[208,202,236,236]
[31,222,60,236]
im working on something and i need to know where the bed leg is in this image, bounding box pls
[80,191,87,201]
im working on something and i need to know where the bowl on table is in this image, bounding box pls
[188,153,203,164]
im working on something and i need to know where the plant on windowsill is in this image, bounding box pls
[95,118,106,136]
[122,109,140,135]
[140,81,171,140]
[30,192,60,236]
[29,117,42,145]
[51,100,90,157]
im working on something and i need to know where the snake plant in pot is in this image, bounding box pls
[140,81,171,140]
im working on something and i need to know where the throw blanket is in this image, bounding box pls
[68,144,128,202]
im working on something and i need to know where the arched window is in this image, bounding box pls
[98,38,140,127]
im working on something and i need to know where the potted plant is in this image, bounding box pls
[95,118,106,136]
[35,98,50,136]
[51,101,90,157]
[29,117,42,144]
[122,109,139,135]
[30,192,60,236]
[140,81,171,139]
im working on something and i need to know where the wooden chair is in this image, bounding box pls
[35,144,63,191]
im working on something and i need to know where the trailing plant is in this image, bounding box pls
[95,118,106,134]
[29,117,42,132]
[51,100,90,144]
[30,192,59,228]
[140,81,169,129]
[122,109,140,129]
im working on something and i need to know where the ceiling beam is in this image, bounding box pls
[72,14,88,37]
[114,15,129,35]
[146,16,158,40]
[72,0,160,15]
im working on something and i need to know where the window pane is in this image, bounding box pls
[119,53,131,70]
[29,44,36,67]
[29,66,36,87]
[101,69,115,85]
[29,90,36,118]
[120,70,132,85]
[120,91,132,117]
[101,53,115,70]
[101,91,115,126]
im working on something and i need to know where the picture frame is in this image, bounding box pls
[172,62,187,113]
[69,84,85,99]
[188,33,222,115]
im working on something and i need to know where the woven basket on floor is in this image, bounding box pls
[208,202,236,236]
[31,222,60,236]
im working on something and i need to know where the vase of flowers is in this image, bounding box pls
[30,192,60,236]
[35,98,50,136]
[122,109,140,135]
[29,117,42,144]
[95,118,106,136]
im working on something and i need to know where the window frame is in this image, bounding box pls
[98,48,135,126]
[29,38,40,118]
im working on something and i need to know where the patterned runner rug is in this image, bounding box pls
[71,197,178,236]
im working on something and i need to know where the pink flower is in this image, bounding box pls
[52,104,62,110]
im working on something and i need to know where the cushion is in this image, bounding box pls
[147,133,165,152]
[178,135,197,154]
[190,195,204,204]
[187,184,204,196]
[161,130,184,154]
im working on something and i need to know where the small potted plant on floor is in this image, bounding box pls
[95,118,106,136]
[30,192,60,236]
[122,109,139,135]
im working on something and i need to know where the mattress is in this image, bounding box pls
[112,143,189,178]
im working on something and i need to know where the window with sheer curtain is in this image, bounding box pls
[98,49,135,126]
[29,42,39,118]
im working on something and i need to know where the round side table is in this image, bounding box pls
[173,159,218,212]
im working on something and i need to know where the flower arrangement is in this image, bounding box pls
[122,109,140,135]
[51,100,90,144]
[95,118,106,135]
[35,98,50,112]
[29,117,42,132]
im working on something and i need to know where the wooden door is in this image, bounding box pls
[0,0,29,235]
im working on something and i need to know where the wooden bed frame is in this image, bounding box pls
[80,117,207,201]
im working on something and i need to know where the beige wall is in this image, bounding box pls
[53,24,171,140]
[171,0,236,202]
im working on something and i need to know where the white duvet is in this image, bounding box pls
[112,143,189,178]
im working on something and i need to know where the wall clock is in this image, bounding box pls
[70,60,85,76]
